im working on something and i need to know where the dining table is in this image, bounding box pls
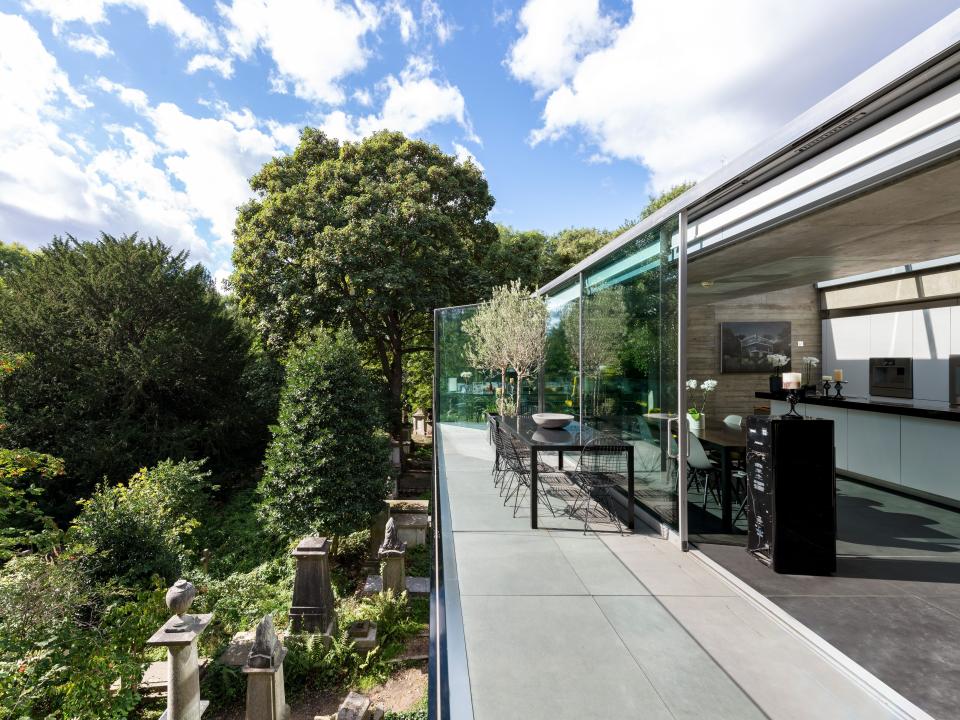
[494,414,635,531]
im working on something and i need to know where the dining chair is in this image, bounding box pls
[568,437,626,535]
[687,433,722,510]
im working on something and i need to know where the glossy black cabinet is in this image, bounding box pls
[745,416,837,575]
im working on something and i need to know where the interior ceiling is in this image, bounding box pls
[688,156,960,306]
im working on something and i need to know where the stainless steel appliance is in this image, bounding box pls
[950,355,960,406]
[869,357,913,399]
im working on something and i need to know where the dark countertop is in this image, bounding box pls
[755,391,960,423]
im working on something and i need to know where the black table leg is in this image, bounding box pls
[627,448,635,531]
[530,447,538,530]
[558,450,564,469]
[721,446,732,531]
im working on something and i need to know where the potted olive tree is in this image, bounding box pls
[465,280,547,415]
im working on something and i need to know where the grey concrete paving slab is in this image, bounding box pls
[455,532,588,596]
[460,595,673,720]
[551,536,650,596]
[596,595,766,720]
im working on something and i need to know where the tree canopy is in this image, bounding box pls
[232,128,499,432]
[0,233,277,519]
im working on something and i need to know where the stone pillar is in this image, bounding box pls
[368,506,389,563]
[379,517,406,595]
[290,537,337,635]
[146,579,212,720]
[243,614,290,720]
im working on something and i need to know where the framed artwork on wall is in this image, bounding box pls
[719,321,792,373]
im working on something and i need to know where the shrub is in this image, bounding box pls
[71,459,211,587]
[258,329,390,541]
[0,448,63,558]
[0,233,278,520]
[0,555,167,720]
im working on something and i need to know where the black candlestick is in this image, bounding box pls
[782,389,803,419]
[832,380,847,400]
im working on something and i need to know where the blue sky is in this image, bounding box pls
[0,1,956,284]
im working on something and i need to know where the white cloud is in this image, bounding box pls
[506,0,613,96]
[514,0,948,191]
[24,0,219,49]
[388,0,416,43]
[186,53,235,78]
[217,0,381,104]
[421,0,453,44]
[96,77,292,245]
[64,32,112,57]
[452,142,483,172]
[314,57,476,142]
[353,88,373,106]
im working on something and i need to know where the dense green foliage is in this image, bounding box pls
[259,329,390,539]
[0,234,278,520]
[232,129,498,431]
[71,459,210,586]
[0,241,32,284]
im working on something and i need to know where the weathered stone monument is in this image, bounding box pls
[366,505,390,568]
[146,579,212,720]
[379,517,407,595]
[363,516,429,597]
[243,614,290,720]
[290,537,337,637]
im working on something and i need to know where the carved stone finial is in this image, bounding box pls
[247,614,281,669]
[379,517,406,556]
[166,579,196,615]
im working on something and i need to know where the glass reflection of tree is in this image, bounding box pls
[545,304,577,412]
[569,286,627,418]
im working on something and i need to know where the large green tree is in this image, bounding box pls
[258,329,389,540]
[0,233,277,519]
[232,129,498,433]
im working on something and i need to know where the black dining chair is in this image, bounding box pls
[567,436,626,535]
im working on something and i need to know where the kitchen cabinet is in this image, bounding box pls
[900,416,960,502]
[846,410,901,485]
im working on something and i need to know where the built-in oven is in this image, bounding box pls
[950,356,960,406]
[869,357,913,399]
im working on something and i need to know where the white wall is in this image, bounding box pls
[822,306,957,402]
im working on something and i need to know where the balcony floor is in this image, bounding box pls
[437,423,914,720]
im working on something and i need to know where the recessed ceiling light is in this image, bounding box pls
[701,280,714,288]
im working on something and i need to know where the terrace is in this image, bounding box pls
[430,11,960,720]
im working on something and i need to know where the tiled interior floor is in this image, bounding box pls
[438,424,909,720]
[699,477,960,719]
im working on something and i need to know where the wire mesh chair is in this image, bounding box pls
[567,436,627,535]
[499,433,563,518]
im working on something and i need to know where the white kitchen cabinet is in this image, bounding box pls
[900,415,960,502]
[870,311,913,359]
[952,306,960,355]
[912,307,951,402]
[846,409,901,484]
[822,316,870,397]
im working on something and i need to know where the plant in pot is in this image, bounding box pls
[686,378,717,430]
[767,354,790,393]
[801,356,820,392]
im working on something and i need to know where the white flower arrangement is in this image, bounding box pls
[802,356,819,366]
[686,378,718,419]
[767,353,789,369]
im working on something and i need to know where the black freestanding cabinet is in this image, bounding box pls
[745,416,837,575]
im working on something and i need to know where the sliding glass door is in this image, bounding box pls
[578,216,685,531]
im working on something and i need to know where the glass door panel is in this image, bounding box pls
[582,218,681,528]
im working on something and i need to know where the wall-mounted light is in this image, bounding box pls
[701,280,714,288]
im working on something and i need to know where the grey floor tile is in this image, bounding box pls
[776,594,960,720]
[454,532,587,596]
[661,595,900,720]
[461,595,673,720]
[596,596,765,720]
[551,536,650,596]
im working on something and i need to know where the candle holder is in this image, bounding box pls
[782,389,803,419]
[832,380,848,400]
[821,378,832,397]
